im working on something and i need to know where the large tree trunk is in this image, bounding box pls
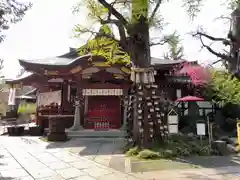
[229,45,239,74]
[128,17,151,68]
[126,13,168,148]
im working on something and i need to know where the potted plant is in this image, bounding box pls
[29,125,43,136]
[7,125,25,136]
[14,126,25,136]
[7,126,15,136]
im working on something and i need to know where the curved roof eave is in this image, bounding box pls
[5,72,34,84]
[19,54,93,68]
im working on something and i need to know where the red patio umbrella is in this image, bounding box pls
[175,96,204,102]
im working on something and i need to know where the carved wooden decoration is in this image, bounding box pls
[70,66,82,74]
[82,89,123,96]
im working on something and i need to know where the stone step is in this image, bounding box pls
[66,129,126,138]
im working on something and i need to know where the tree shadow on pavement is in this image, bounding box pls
[45,137,126,156]
[169,156,240,178]
[173,155,240,168]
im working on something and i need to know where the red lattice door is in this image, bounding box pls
[85,96,121,130]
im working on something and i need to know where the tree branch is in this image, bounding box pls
[211,59,228,69]
[75,26,120,43]
[194,31,229,43]
[99,18,128,50]
[192,32,233,62]
[150,35,176,46]
[150,41,167,46]
[98,0,128,26]
[149,0,162,23]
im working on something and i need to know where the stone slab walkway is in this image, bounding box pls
[0,136,139,180]
[0,136,240,180]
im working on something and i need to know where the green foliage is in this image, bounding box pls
[73,0,239,65]
[74,24,130,64]
[126,134,220,160]
[207,70,240,105]
[126,147,140,156]
[137,149,160,159]
[18,103,36,115]
[164,32,184,60]
[131,0,148,23]
[228,0,240,10]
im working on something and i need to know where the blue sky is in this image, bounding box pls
[0,0,231,78]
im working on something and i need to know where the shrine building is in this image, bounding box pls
[6,48,197,138]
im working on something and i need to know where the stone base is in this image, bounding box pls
[66,129,126,138]
[47,133,68,142]
[67,126,83,131]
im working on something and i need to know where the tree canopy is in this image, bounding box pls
[73,0,239,66]
[72,0,200,65]
[0,0,31,43]
[207,70,240,105]
[164,32,184,60]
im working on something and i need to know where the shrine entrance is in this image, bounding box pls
[85,96,121,130]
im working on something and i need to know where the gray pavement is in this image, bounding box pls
[0,136,139,180]
[0,136,240,179]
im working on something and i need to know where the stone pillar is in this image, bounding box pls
[120,97,127,130]
[47,117,67,141]
[69,100,83,131]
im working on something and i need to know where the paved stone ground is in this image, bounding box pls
[44,137,127,172]
[1,136,240,180]
[0,136,139,180]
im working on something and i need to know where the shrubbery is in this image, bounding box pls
[126,134,221,160]
[17,103,36,115]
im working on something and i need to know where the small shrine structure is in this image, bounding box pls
[6,48,201,140]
